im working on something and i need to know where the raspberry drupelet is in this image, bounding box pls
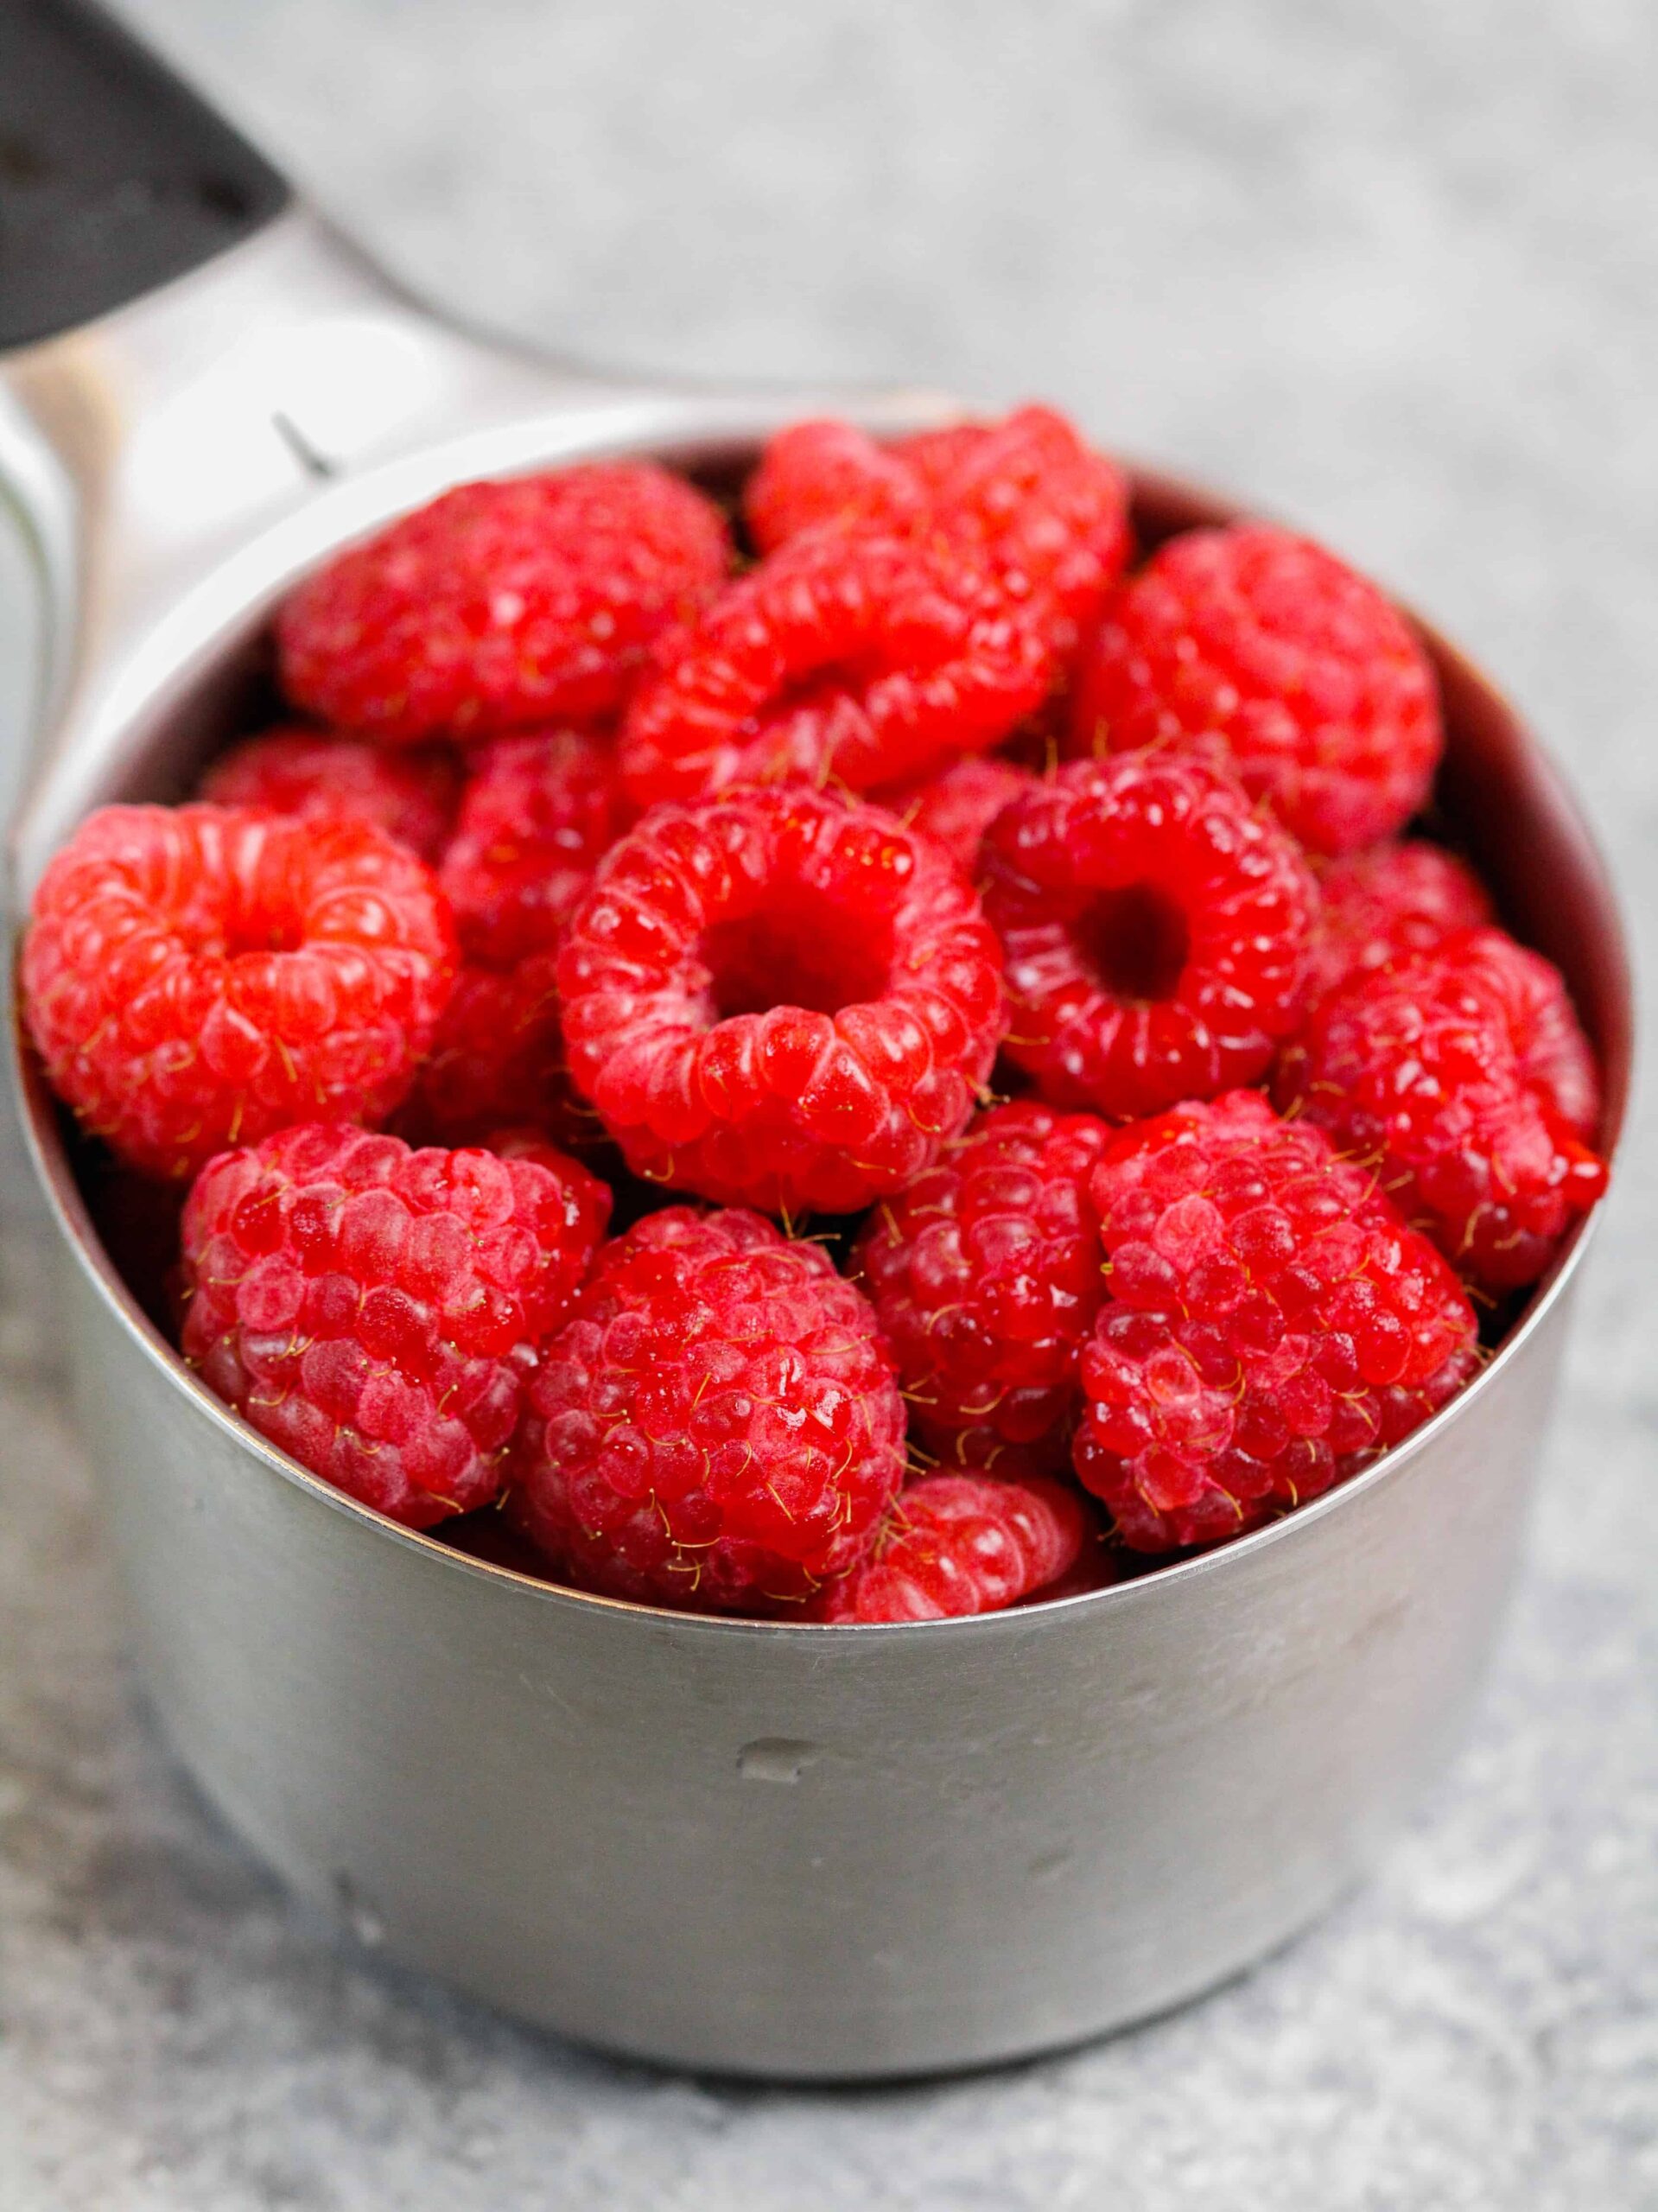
[1304,839,1493,1007]
[854,1102,1113,1472]
[181,1123,610,1528]
[876,753,1036,875]
[1070,524,1443,855]
[556,784,1006,1216]
[1075,1091,1480,1553]
[808,1471,1091,1623]
[618,526,1055,809]
[511,1206,906,1611]
[402,950,599,1155]
[277,464,732,743]
[21,804,456,1182]
[199,727,461,861]
[980,752,1317,1122]
[1276,926,1606,1291]
[745,405,1131,652]
[438,727,632,967]
[403,730,630,1150]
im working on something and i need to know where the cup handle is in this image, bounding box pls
[0,0,292,350]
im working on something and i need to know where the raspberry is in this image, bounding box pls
[277,465,732,743]
[980,753,1317,1120]
[899,406,1132,632]
[1305,839,1493,1006]
[558,785,1006,1215]
[1075,1091,1480,1552]
[1276,927,1606,1290]
[403,951,597,1154]
[181,1123,610,1529]
[853,1102,1113,1470]
[744,418,925,548]
[1071,524,1442,854]
[877,754,1035,874]
[618,527,1054,809]
[198,727,461,861]
[438,727,630,965]
[745,405,1131,643]
[808,1471,1089,1623]
[511,1206,905,1611]
[22,805,456,1181]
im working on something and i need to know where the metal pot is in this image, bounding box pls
[0,0,1631,2081]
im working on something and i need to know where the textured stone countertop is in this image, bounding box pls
[2,3,1655,2205]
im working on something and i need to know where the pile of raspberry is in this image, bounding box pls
[20,416,1609,1623]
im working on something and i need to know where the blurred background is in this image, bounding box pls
[3,3,1655,2207]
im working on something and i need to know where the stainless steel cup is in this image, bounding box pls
[1,1,1631,2081]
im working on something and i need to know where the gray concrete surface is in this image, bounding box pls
[3,1,1655,2204]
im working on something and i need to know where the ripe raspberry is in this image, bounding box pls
[876,754,1035,874]
[899,406,1133,634]
[511,1206,905,1611]
[403,951,597,1154]
[198,727,461,861]
[1305,839,1494,1006]
[558,785,1006,1215]
[277,465,732,743]
[22,804,456,1181]
[744,418,925,548]
[1071,524,1442,854]
[980,753,1317,1121]
[1075,1091,1480,1552]
[181,1122,610,1529]
[745,405,1130,645]
[1276,927,1606,1290]
[438,727,630,965]
[853,1102,1113,1471]
[808,1471,1089,1623]
[618,527,1054,809]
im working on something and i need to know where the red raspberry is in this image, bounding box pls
[980,753,1317,1120]
[181,1123,610,1529]
[618,527,1054,809]
[198,727,461,861]
[1071,525,1443,854]
[276,466,732,743]
[1305,840,1494,1006]
[744,418,925,548]
[1075,1091,1480,1552]
[558,785,1006,1215]
[745,405,1131,644]
[438,727,630,965]
[403,951,597,1154]
[877,754,1035,874]
[899,407,1132,633]
[1276,927,1606,1290]
[808,1471,1089,1623]
[853,1102,1113,1471]
[511,1206,905,1611]
[22,805,456,1181]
